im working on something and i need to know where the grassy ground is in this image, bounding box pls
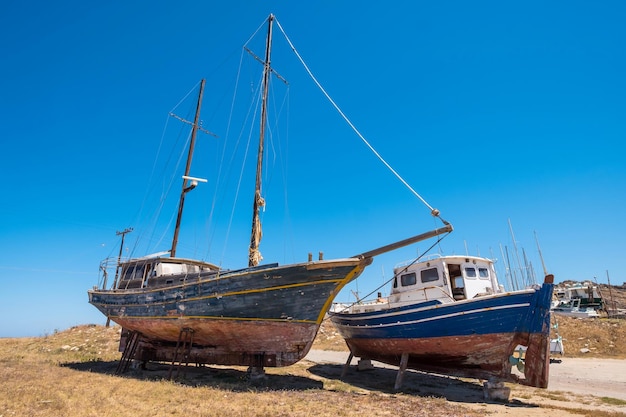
[0,325,479,417]
[2,297,626,417]
[549,315,626,358]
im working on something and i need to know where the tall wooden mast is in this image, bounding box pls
[248,14,274,267]
[171,79,206,257]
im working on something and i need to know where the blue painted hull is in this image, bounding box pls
[330,282,554,387]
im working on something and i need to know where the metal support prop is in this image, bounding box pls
[116,331,140,374]
[168,328,195,379]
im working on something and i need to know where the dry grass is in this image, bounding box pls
[2,285,626,417]
[311,318,350,351]
[550,284,626,359]
[552,316,626,358]
[0,325,480,417]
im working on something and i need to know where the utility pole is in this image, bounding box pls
[112,228,133,290]
[107,227,132,327]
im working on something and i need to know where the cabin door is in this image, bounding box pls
[447,264,466,300]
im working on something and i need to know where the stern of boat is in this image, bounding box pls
[519,274,554,388]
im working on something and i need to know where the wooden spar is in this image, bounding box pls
[170,79,206,258]
[248,14,274,267]
[356,223,453,260]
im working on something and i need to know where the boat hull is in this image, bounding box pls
[117,319,319,367]
[89,258,369,367]
[330,282,553,387]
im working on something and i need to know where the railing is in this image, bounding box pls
[394,253,444,269]
[97,257,131,290]
[333,285,456,313]
[394,285,456,304]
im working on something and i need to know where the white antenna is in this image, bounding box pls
[182,175,208,184]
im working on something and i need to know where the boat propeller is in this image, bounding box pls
[508,346,526,373]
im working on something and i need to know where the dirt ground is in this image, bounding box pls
[4,318,625,416]
[307,285,626,415]
[8,284,624,416]
[304,350,626,416]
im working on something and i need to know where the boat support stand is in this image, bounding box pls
[115,330,141,374]
[247,353,267,380]
[340,353,353,378]
[168,327,195,380]
[341,352,410,391]
[394,353,410,391]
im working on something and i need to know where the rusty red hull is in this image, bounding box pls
[344,332,547,385]
[119,318,319,367]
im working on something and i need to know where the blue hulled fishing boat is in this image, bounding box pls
[330,255,553,388]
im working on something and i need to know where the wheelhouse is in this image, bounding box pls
[115,257,219,290]
[389,255,502,306]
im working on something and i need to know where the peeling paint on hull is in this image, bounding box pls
[344,333,528,382]
[120,319,319,367]
[331,282,553,388]
[88,258,369,367]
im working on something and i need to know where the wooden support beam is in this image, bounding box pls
[341,352,354,379]
[394,353,410,391]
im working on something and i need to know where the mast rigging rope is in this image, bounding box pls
[274,18,446,224]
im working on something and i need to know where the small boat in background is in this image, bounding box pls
[330,255,554,389]
[553,282,604,310]
[552,298,601,318]
[552,282,603,318]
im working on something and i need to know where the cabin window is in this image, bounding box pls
[141,263,154,287]
[400,272,417,287]
[420,267,439,283]
[123,264,145,280]
[393,277,398,288]
[464,267,477,279]
[478,267,490,279]
[454,276,464,288]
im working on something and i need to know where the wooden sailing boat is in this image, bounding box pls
[88,14,452,373]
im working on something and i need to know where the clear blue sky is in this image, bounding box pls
[1,1,625,337]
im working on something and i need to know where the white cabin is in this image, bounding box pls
[346,255,504,313]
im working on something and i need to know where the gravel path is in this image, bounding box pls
[305,350,626,401]
[548,357,626,400]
